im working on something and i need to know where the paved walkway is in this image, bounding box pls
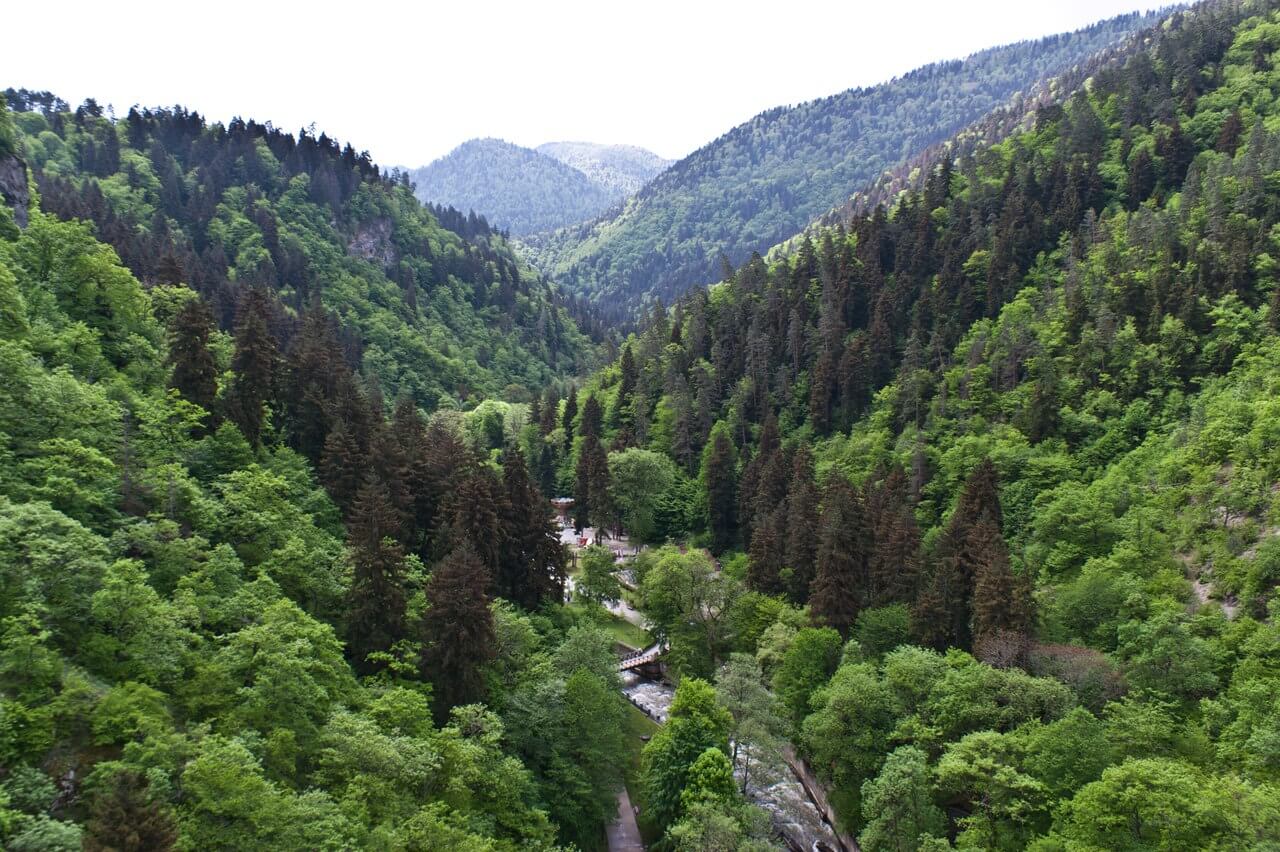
[606,787,644,852]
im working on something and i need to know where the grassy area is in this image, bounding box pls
[622,702,664,846]
[568,601,651,649]
[598,610,651,650]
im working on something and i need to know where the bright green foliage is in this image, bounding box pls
[641,678,733,828]
[607,447,678,541]
[801,662,898,830]
[715,653,786,793]
[9,97,595,411]
[0,201,616,850]
[854,604,913,659]
[563,7,1280,847]
[858,746,946,852]
[640,546,741,676]
[1041,758,1280,851]
[680,747,737,810]
[772,626,842,726]
[576,544,622,606]
[936,731,1048,850]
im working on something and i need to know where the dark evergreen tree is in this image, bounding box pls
[616,343,638,429]
[167,297,219,420]
[971,519,1033,643]
[913,458,1003,650]
[420,541,496,721]
[83,770,177,852]
[562,386,578,451]
[539,387,558,435]
[498,448,566,607]
[747,506,786,594]
[579,394,603,439]
[444,469,504,576]
[320,421,363,516]
[283,304,346,462]
[226,288,278,448]
[345,471,409,674]
[704,428,738,554]
[810,475,871,637]
[785,445,820,604]
[866,465,922,607]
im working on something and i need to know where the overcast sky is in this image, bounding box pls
[6,0,1173,168]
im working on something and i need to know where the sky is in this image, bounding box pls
[5,0,1174,168]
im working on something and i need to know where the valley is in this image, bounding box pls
[3,1,1280,850]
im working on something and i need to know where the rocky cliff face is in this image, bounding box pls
[0,155,29,228]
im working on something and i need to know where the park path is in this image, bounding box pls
[606,787,645,852]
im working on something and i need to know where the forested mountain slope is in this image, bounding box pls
[524,10,1165,318]
[3,92,600,408]
[408,138,619,235]
[535,141,672,196]
[538,2,1280,847]
[0,91,637,851]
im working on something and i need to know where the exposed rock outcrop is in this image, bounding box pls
[347,216,397,268]
[0,155,30,228]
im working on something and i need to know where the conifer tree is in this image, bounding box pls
[867,465,922,606]
[226,288,279,448]
[284,303,346,461]
[167,296,219,420]
[562,387,579,451]
[421,541,495,721]
[345,471,409,674]
[785,446,820,604]
[417,418,468,557]
[320,420,363,516]
[913,458,1003,650]
[443,468,505,578]
[971,519,1033,643]
[617,343,638,429]
[84,770,177,852]
[539,387,558,435]
[747,507,786,595]
[703,427,738,554]
[580,394,603,440]
[498,448,566,607]
[810,475,871,636]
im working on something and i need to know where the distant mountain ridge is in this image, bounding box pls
[408,138,670,236]
[522,8,1167,317]
[536,141,671,196]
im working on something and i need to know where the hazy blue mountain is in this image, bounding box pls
[536,141,671,196]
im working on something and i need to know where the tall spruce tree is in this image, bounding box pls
[283,303,346,462]
[562,387,579,452]
[345,471,409,674]
[320,421,363,516]
[498,448,566,607]
[785,445,820,604]
[810,475,871,636]
[616,343,638,430]
[421,541,496,721]
[703,427,738,554]
[444,469,504,573]
[971,518,1033,643]
[747,507,786,594]
[83,770,177,852]
[167,296,219,420]
[913,458,1003,650]
[867,465,922,607]
[226,288,279,448]
[580,394,603,440]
